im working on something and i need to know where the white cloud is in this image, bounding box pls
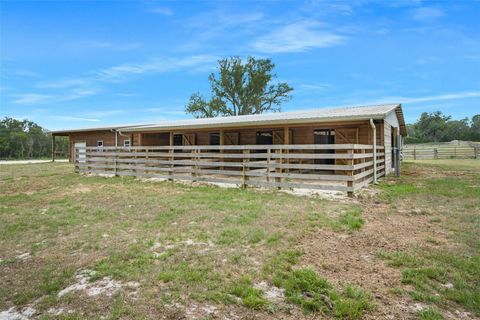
[37,78,89,89]
[83,110,125,117]
[72,40,142,51]
[251,20,346,53]
[58,89,98,101]
[177,11,264,51]
[50,116,100,122]
[93,55,217,82]
[350,91,480,106]
[21,55,218,106]
[183,11,263,30]
[411,7,444,22]
[399,92,480,103]
[11,89,98,105]
[415,56,442,65]
[11,94,54,105]
[299,83,333,91]
[150,7,174,16]
[38,55,217,90]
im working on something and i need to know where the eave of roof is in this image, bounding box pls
[51,103,407,136]
[120,104,406,135]
[51,123,155,135]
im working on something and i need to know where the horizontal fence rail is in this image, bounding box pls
[402,145,479,160]
[74,144,386,195]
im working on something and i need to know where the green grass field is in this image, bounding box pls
[0,160,478,319]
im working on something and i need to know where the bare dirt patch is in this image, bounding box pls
[299,200,454,319]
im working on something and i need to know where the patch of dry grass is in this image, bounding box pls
[0,163,368,319]
[377,160,480,318]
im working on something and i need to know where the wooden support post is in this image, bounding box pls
[414,148,416,160]
[74,146,78,173]
[347,148,354,198]
[169,132,174,181]
[284,127,290,174]
[219,130,225,146]
[275,149,282,189]
[132,147,137,175]
[266,148,271,183]
[396,134,401,177]
[137,133,142,147]
[192,148,198,180]
[242,149,249,189]
[434,148,438,160]
[114,146,118,176]
[51,135,56,162]
[220,130,225,171]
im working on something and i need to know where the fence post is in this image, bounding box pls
[193,148,198,181]
[74,148,78,173]
[169,133,174,181]
[414,148,417,160]
[347,147,354,198]
[475,146,479,159]
[266,148,271,183]
[114,147,118,176]
[275,149,282,189]
[242,149,248,189]
[169,146,174,181]
[434,148,438,160]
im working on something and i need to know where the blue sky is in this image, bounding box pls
[0,0,479,130]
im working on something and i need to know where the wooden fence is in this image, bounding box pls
[74,144,386,195]
[402,145,479,160]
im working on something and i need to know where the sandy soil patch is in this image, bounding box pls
[58,269,139,298]
[0,306,36,320]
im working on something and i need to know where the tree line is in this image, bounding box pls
[0,117,68,160]
[405,111,480,144]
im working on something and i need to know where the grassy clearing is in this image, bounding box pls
[2,160,478,319]
[377,160,480,318]
[0,163,371,319]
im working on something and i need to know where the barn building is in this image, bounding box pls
[52,104,407,196]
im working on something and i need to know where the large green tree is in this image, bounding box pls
[186,56,293,118]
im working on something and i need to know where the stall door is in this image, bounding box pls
[74,142,86,163]
[314,129,335,165]
[183,133,196,146]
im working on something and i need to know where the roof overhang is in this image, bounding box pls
[49,103,408,136]
[394,105,408,136]
[120,114,391,133]
[51,124,155,136]
[120,104,407,136]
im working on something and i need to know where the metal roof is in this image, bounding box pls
[51,123,155,135]
[52,104,406,136]
[121,104,406,135]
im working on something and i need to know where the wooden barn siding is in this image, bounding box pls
[67,120,385,163]
[384,122,392,174]
[69,131,129,162]
[135,121,378,146]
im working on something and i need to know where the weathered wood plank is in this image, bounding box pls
[75,143,385,194]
